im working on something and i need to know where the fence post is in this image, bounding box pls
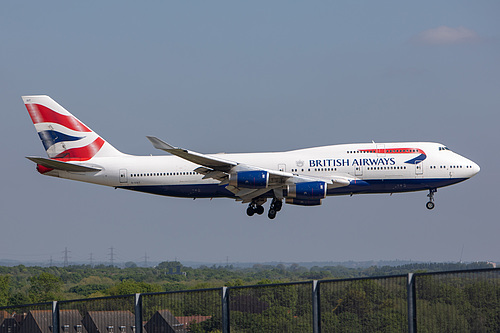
[312,280,320,333]
[52,301,59,333]
[135,293,143,333]
[222,287,230,333]
[407,273,417,333]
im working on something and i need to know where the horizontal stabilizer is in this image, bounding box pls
[26,156,101,172]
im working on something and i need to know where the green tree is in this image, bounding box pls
[106,279,162,295]
[0,275,10,306]
[125,261,137,268]
[29,272,62,302]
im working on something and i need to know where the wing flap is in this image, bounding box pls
[194,167,228,182]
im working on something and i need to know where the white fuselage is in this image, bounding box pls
[42,142,480,199]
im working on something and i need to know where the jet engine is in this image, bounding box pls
[287,181,327,200]
[229,170,269,189]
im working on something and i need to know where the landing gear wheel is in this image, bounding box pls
[267,198,283,219]
[426,188,437,210]
[255,205,265,215]
[246,206,255,216]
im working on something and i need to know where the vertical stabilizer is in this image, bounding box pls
[22,95,124,160]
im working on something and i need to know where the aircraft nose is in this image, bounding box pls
[469,160,480,177]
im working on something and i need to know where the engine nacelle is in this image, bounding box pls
[285,198,322,206]
[287,181,327,200]
[229,170,269,189]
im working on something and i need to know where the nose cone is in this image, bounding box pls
[472,161,480,176]
[468,160,480,178]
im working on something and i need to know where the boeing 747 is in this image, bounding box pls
[23,95,480,219]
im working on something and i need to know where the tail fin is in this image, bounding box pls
[22,95,124,161]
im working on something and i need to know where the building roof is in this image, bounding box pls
[0,312,9,322]
[82,310,135,333]
[0,318,20,333]
[144,310,186,333]
[19,310,85,333]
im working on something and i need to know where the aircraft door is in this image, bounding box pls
[415,162,423,175]
[355,166,363,176]
[119,169,128,183]
[278,164,286,172]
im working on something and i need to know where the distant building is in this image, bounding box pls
[167,266,186,277]
[144,310,186,333]
[487,261,497,268]
[82,311,134,333]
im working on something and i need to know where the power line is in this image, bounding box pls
[62,247,71,267]
[108,246,115,267]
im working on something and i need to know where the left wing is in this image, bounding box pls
[146,136,350,202]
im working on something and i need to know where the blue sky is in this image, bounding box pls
[1,1,499,265]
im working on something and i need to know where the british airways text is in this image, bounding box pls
[309,158,396,167]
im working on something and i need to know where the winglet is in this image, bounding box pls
[146,136,178,151]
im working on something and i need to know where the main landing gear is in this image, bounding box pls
[426,188,437,210]
[246,202,265,216]
[268,198,283,220]
[246,198,283,219]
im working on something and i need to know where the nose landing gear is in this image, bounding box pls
[426,189,437,210]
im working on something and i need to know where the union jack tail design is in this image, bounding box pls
[22,95,123,161]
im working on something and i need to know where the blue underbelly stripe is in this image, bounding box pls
[118,178,468,198]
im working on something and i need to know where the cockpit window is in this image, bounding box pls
[439,146,451,151]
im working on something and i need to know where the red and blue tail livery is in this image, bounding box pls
[23,95,480,219]
[23,96,121,161]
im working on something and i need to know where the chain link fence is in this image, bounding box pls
[229,281,312,332]
[1,268,499,332]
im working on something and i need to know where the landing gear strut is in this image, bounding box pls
[268,198,283,219]
[426,189,437,210]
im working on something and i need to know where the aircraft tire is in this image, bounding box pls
[256,205,265,215]
[268,209,277,219]
[426,201,435,210]
[247,206,255,216]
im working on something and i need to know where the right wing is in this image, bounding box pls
[147,136,352,202]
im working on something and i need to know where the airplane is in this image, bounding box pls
[23,95,480,219]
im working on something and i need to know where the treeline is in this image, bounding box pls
[0,261,493,306]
